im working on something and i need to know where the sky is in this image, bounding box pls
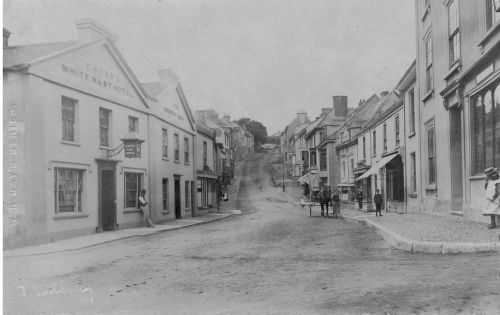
[3,0,416,135]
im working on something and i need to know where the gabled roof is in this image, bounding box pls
[196,120,216,138]
[305,107,348,139]
[285,115,311,141]
[361,91,402,131]
[4,36,155,106]
[4,40,77,69]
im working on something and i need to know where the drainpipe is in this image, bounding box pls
[192,131,197,217]
[403,97,408,214]
[147,114,152,222]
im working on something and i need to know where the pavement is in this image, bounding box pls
[4,157,247,259]
[282,185,500,254]
[3,211,240,258]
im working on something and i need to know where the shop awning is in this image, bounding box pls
[355,153,399,182]
[337,183,355,187]
[297,172,319,188]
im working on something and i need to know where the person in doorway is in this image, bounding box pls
[319,186,331,217]
[483,167,500,229]
[374,189,383,217]
[356,188,363,210]
[138,189,154,228]
[331,187,341,219]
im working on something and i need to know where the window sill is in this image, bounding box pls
[184,162,190,166]
[174,160,180,164]
[53,213,89,220]
[123,209,142,214]
[478,21,500,49]
[469,175,486,181]
[61,140,80,147]
[422,90,434,103]
[425,184,437,191]
[409,193,417,198]
[162,157,169,161]
[162,211,170,215]
[420,5,430,22]
[408,131,416,138]
[443,61,461,81]
[450,210,463,217]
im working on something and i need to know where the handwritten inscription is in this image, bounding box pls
[5,103,19,226]
[17,285,94,304]
[61,63,135,98]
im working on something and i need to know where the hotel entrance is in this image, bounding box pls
[97,160,118,231]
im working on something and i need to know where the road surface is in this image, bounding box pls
[4,152,500,314]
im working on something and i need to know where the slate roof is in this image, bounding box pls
[361,91,402,131]
[4,40,77,69]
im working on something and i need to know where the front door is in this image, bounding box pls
[174,177,181,219]
[98,161,117,232]
[450,108,463,206]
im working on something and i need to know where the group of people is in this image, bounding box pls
[356,188,384,217]
[318,186,341,218]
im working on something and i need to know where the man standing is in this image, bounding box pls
[356,188,363,211]
[483,167,499,229]
[331,187,341,219]
[374,189,383,217]
[319,186,331,217]
[138,189,154,228]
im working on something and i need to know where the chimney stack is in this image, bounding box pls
[195,110,206,123]
[297,110,307,124]
[3,28,11,48]
[205,109,219,121]
[158,69,179,86]
[75,18,118,43]
[321,108,330,117]
[332,96,348,117]
[222,114,231,123]
[380,91,389,98]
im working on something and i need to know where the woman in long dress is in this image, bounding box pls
[483,167,499,229]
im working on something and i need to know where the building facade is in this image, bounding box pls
[3,19,198,248]
[415,0,500,222]
[195,121,221,213]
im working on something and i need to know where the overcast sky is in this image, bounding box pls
[4,0,415,134]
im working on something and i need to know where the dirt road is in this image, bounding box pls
[4,153,500,314]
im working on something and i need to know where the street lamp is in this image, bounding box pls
[282,165,285,192]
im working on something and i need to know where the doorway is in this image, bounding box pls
[174,176,181,219]
[450,108,463,206]
[98,161,117,231]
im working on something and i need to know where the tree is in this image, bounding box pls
[236,118,268,146]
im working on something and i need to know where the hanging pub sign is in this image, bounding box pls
[120,132,145,159]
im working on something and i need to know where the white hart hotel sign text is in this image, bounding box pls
[61,63,135,99]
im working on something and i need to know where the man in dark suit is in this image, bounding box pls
[356,188,363,210]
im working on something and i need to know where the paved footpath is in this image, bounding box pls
[283,185,500,254]
[4,158,248,258]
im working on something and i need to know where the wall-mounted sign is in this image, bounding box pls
[124,143,141,158]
